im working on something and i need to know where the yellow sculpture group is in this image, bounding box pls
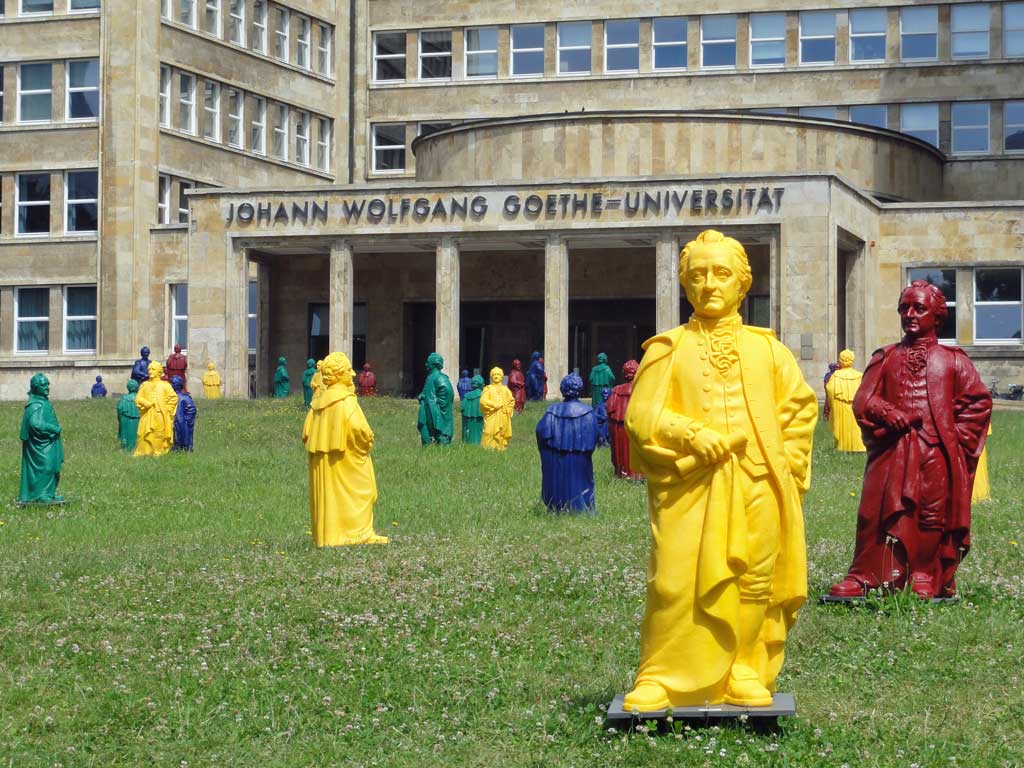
[134,362,178,457]
[480,366,514,451]
[825,349,866,452]
[623,229,817,711]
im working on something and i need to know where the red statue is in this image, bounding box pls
[829,280,991,600]
[508,358,526,414]
[606,359,643,480]
[165,343,188,392]
[357,363,377,397]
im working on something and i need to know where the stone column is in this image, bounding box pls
[329,240,354,360]
[544,234,569,398]
[655,231,681,333]
[224,243,251,398]
[435,237,460,393]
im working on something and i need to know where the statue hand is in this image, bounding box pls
[688,427,731,464]
[882,406,913,431]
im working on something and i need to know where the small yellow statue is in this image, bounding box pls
[134,362,178,457]
[202,362,222,399]
[301,352,388,547]
[480,366,515,451]
[623,229,817,711]
[972,423,992,502]
[825,349,866,452]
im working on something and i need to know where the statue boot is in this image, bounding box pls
[723,601,773,707]
[622,682,671,712]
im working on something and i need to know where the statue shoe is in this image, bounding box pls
[909,572,935,599]
[622,682,671,712]
[724,665,773,707]
[828,577,868,598]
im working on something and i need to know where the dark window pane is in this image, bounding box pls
[908,267,955,300]
[20,62,51,90]
[248,280,258,312]
[375,58,405,80]
[606,47,639,70]
[19,205,50,234]
[67,171,97,200]
[654,45,686,69]
[802,38,835,62]
[419,122,452,137]
[375,32,405,56]
[374,124,405,146]
[512,25,544,49]
[420,31,451,54]
[68,202,98,232]
[559,49,591,72]
[17,321,48,352]
[65,318,96,351]
[653,18,686,43]
[902,34,937,58]
[66,286,96,315]
[852,36,886,60]
[976,268,1022,302]
[375,148,405,170]
[1006,128,1024,150]
[68,60,99,87]
[512,50,544,74]
[22,0,54,10]
[850,105,888,128]
[606,20,639,46]
[69,91,99,119]
[19,173,50,201]
[17,287,49,318]
[976,306,1022,339]
[420,55,451,79]
[703,42,736,67]
[938,307,957,340]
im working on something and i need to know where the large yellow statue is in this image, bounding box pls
[623,229,817,711]
[480,366,515,451]
[972,423,992,502]
[134,362,178,457]
[202,362,222,399]
[825,349,866,452]
[301,352,388,547]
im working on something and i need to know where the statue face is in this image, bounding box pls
[30,375,50,398]
[174,344,182,354]
[899,285,939,339]
[140,346,150,358]
[340,365,355,388]
[490,369,503,384]
[683,244,744,319]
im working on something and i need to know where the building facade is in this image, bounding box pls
[0,0,1022,399]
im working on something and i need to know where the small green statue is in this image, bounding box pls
[117,379,141,451]
[18,373,64,504]
[302,358,317,408]
[417,352,454,445]
[588,352,616,399]
[461,375,485,444]
[273,357,290,398]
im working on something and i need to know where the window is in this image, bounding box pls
[1006,3,1024,56]
[901,6,937,61]
[159,66,171,127]
[157,174,170,223]
[952,4,990,58]
[907,268,957,340]
[605,20,640,72]
[849,8,886,62]
[64,286,96,353]
[317,24,332,75]
[226,88,243,147]
[296,16,311,69]
[20,0,53,14]
[273,8,289,62]
[419,30,452,79]
[15,287,49,353]
[557,21,592,74]
[951,102,989,153]
[70,0,100,10]
[750,13,786,67]
[900,103,939,146]
[271,103,288,159]
[161,0,170,19]
[976,268,1022,342]
[418,122,453,137]
[1005,101,1024,150]
[372,123,405,173]
[511,24,544,76]
[227,0,244,45]
[65,170,97,233]
[799,106,838,119]
[0,70,4,124]
[701,15,737,68]
[203,80,220,142]
[67,59,99,120]
[374,32,407,81]
[18,62,52,123]
[653,17,687,70]
[16,173,50,236]
[295,110,310,165]
[251,96,266,154]
[316,117,331,171]
[170,284,188,350]
[800,11,836,64]
[177,180,192,223]
[248,280,257,353]
[251,0,267,53]
[466,26,498,78]
[178,73,195,133]
[179,0,195,28]
[203,0,220,36]
[850,104,888,129]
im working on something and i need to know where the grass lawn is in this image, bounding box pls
[1,395,1022,767]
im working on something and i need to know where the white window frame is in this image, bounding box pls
[273,7,290,62]
[951,3,990,59]
[202,80,221,142]
[178,72,196,134]
[557,21,592,75]
[1006,2,1024,57]
[799,10,837,65]
[161,0,170,19]
[1005,100,1024,152]
[604,19,640,74]
[510,24,545,77]
[170,283,189,352]
[64,169,98,235]
[0,68,4,125]
[316,117,331,172]
[227,0,244,45]
[14,286,49,355]
[69,0,100,13]
[900,6,938,62]
[296,16,311,70]
[159,65,171,127]
[373,30,407,82]
[749,13,786,69]
[19,0,54,16]
[179,0,196,28]
[251,0,267,53]
[63,285,97,354]
[226,88,244,148]
[66,58,99,122]
[652,17,688,72]
[251,95,266,154]
[271,102,289,160]
[295,110,310,166]
[316,23,332,75]
[974,267,1024,344]
[17,62,52,124]
[465,26,499,79]
[15,171,50,237]
[700,15,737,70]
[177,180,192,223]
[951,102,990,154]
[203,0,220,37]
[849,8,887,63]
[157,173,171,223]
[418,29,453,80]
[371,123,406,174]
[247,279,258,353]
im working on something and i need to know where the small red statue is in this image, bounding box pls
[606,359,643,480]
[829,280,991,600]
[508,358,526,414]
[165,343,188,392]
[357,363,377,397]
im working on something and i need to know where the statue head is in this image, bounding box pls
[899,279,947,340]
[207,362,216,371]
[560,372,584,400]
[471,374,485,390]
[140,346,150,358]
[363,363,372,372]
[126,378,139,393]
[95,375,103,383]
[170,375,185,393]
[426,352,444,371]
[320,352,354,389]
[148,362,164,381]
[622,359,639,381]
[838,349,855,368]
[173,343,182,354]
[601,387,611,403]
[512,359,522,370]
[306,358,316,368]
[679,229,752,319]
[277,357,287,366]
[531,351,540,361]
[28,373,50,399]
[597,352,608,365]
[460,369,469,379]
[489,366,504,385]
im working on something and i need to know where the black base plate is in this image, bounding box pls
[605,692,795,731]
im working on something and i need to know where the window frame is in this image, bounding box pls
[316,116,331,172]
[226,88,244,148]
[17,62,53,124]
[296,15,311,70]
[179,0,196,29]
[19,0,54,17]
[604,19,641,74]
[371,123,406,174]
[373,30,408,82]
[951,3,990,59]
[203,0,220,37]
[418,29,453,80]
[900,6,938,62]
[1006,2,1024,57]
[1004,100,1024,152]
[157,173,171,224]
[177,180,192,224]
[317,23,332,75]
[202,79,221,142]
[247,279,258,354]
[510,23,545,77]
[900,102,939,147]
[66,58,100,122]
[14,286,50,355]
[271,102,289,160]
[159,65,171,127]
[178,72,196,134]
[63,285,97,354]
[700,15,737,70]
[64,168,98,235]
[273,6,290,62]
[849,8,887,63]
[849,104,888,129]
[251,0,267,53]
[950,101,990,154]
[294,109,310,166]
[170,283,189,352]
[15,171,50,238]
[556,20,593,75]
[974,267,1024,344]
[251,95,267,154]
[465,26,499,79]
[227,0,244,46]
[749,12,786,69]
[69,0,100,13]
[799,10,837,66]
[652,17,688,72]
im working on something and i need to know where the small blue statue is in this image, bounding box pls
[456,369,474,400]
[526,351,546,401]
[170,375,196,451]
[131,346,152,384]
[594,387,610,447]
[90,375,107,398]
[535,373,598,513]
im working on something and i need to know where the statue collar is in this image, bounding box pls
[686,313,742,334]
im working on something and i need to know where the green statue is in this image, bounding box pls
[18,373,64,504]
[588,352,615,399]
[417,352,454,445]
[117,379,141,451]
[302,358,317,408]
[461,374,485,445]
[273,357,290,398]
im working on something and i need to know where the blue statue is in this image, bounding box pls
[526,351,546,401]
[170,375,196,451]
[594,387,611,447]
[535,373,598,513]
[90,375,107,398]
[131,346,152,384]
[456,369,474,400]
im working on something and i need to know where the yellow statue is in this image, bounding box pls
[202,362,222,399]
[972,423,992,502]
[301,352,388,547]
[623,229,817,711]
[480,366,515,451]
[134,362,178,457]
[825,349,866,452]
